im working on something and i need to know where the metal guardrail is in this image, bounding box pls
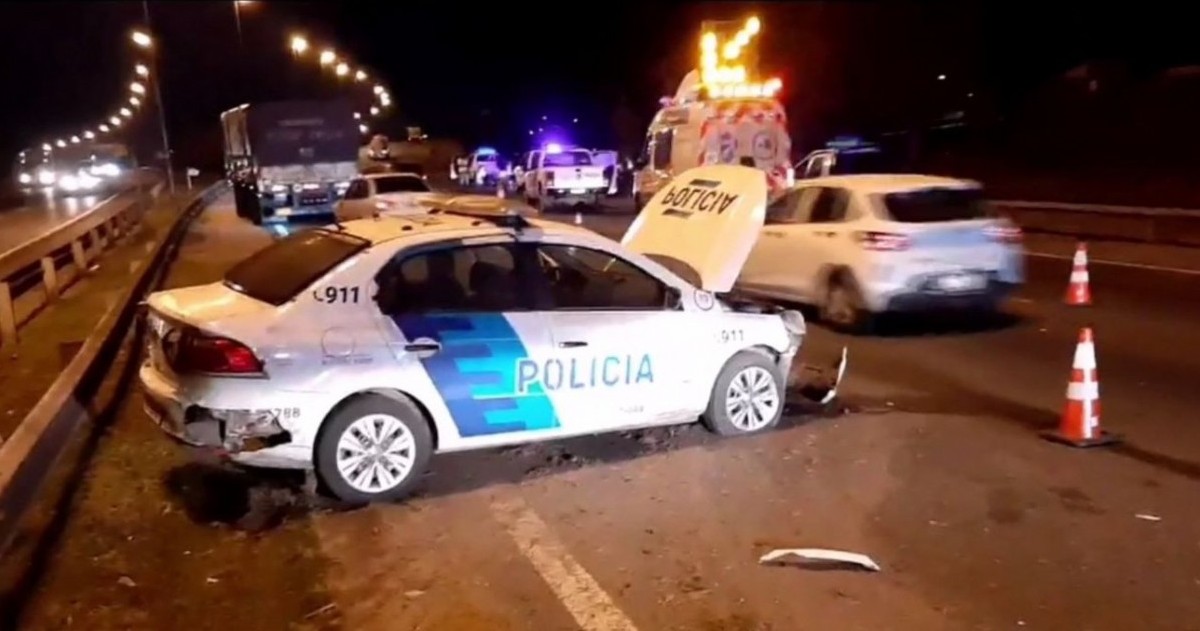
[0,177,165,350]
[0,180,225,566]
[992,200,1200,248]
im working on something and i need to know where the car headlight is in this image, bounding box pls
[59,174,80,191]
[18,172,32,185]
[37,169,56,186]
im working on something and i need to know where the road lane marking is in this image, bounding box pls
[1026,250,1200,276]
[490,495,638,631]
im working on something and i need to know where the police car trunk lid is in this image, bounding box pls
[621,165,767,293]
[147,282,273,331]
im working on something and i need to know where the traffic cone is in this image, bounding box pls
[1065,242,1092,305]
[1041,327,1120,448]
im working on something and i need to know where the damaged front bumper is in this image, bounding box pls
[139,362,310,469]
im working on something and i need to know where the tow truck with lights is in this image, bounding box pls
[632,16,794,210]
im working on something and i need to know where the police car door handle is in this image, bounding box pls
[557,340,588,348]
[403,342,442,352]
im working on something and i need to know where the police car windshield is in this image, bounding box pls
[544,151,592,167]
[223,229,369,306]
[883,187,989,223]
[374,175,430,194]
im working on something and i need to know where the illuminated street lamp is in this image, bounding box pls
[320,49,336,66]
[359,123,369,134]
[354,69,367,82]
[130,96,141,106]
[56,139,67,148]
[233,0,254,47]
[84,130,95,139]
[110,116,121,126]
[120,107,133,118]
[373,84,384,95]
[70,135,80,144]
[136,2,176,193]
[353,112,361,120]
[99,124,110,133]
[42,143,52,151]
[290,35,309,55]
[335,62,349,77]
[370,106,380,116]
[136,63,149,77]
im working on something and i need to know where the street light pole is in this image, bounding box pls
[233,1,244,49]
[141,1,176,194]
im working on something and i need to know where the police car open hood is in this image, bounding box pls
[621,165,767,293]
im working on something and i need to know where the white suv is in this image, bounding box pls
[737,174,1024,331]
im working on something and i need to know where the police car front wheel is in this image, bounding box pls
[702,352,784,437]
[316,394,433,503]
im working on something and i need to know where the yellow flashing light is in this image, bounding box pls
[697,15,779,100]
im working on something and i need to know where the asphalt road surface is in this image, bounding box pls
[13,193,1200,630]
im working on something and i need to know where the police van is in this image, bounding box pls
[139,165,846,503]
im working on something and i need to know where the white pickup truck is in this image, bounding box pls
[522,148,608,209]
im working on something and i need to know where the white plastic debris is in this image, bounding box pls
[759,548,881,572]
[1135,513,1162,522]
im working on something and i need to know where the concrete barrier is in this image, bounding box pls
[993,200,1200,247]
[0,178,167,350]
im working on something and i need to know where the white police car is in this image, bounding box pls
[140,165,836,502]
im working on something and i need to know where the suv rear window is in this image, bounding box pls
[882,187,988,223]
[544,151,592,167]
[224,229,369,306]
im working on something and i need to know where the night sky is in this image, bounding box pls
[2,1,1197,172]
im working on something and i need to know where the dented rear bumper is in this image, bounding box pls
[138,362,311,469]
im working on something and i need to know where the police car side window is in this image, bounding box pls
[537,245,666,311]
[376,244,530,314]
[806,187,850,224]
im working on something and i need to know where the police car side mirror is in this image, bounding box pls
[663,286,683,310]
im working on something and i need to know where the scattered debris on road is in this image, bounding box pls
[1135,513,1162,522]
[759,548,882,572]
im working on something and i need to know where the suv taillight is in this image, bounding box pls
[174,329,264,375]
[854,231,911,251]
[985,224,1023,244]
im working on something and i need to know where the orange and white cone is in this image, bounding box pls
[1065,242,1092,305]
[1041,327,1119,447]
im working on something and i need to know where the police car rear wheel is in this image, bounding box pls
[703,352,784,436]
[316,395,432,503]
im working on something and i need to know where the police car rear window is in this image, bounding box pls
[882,187,989,223]
[223,229,369,306]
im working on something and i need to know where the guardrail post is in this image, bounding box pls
[41,256,59,300]
[70,239,87,271]
[92,227,108,252]
[0,281,16,350]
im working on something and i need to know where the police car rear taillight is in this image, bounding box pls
[176,330,264,375]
